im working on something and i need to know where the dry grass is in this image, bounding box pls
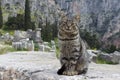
[0,43,15,54]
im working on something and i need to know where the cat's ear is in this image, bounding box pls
[61,13,67,22]
[73,15,80,23]
[59,11,67,22]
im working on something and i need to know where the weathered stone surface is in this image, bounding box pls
[39,44,51,52]
[14,30,29,41]
[11,29,42,51]
[0,51,120,80]
[1,33,13,41]
[98,53,113,62]
[34,28,42,43]
[111,51,120,64]
[50,40,56,52]
[87,50,97,62]
[12,40,34,51]
[97,51,120,64]
[27,40,34,51]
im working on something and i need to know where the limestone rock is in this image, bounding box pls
[111,51,120,64]
[87,50,97,62]
[1,33,13,41]
[39,44,51,52]
[34,28,42,43]
[97,51,120,64]
[14,30,29,41]
[98,53,113,63]
[0,51,120,80]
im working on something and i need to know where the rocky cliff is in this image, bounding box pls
[1,0,59,26]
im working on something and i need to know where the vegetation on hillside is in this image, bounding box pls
[3,0,35,30]
[0,0,3,28]
[80,29,100,49]
[4,14,35,30]
[0,43,15,54]
[4,14,24,30]
[102,44,119,53]
[0,29,14,35]
[40,21,58,42]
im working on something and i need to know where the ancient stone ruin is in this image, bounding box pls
[11,28,43,51]
[0,28,56,52]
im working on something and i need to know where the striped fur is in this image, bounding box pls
[57,15,89,76]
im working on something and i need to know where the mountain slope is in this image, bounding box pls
[1,0,59,25]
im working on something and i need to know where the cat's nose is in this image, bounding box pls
[66,26,70,30]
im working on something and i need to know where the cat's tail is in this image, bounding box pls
[57,64,66,75]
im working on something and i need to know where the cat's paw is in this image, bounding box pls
[63,71,78,76]
[78,68,88,74]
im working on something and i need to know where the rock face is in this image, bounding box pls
[1,0,59,26]
[0,51,120,80]
[111,51,120,64]
[98,53,113,63]
[0,33,13,42]
[59,0,120,34]
[92,51,120,64]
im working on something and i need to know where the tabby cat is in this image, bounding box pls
[57,14,89,76]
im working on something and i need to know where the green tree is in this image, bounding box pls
[52,19,58,39]
[80,29,100,49]
[0,0,3,28]
[104,44,117,53]
[4,14,35,30]
[25,0,34,30]
[4,14,24,30]
[40,18,58,42]
[41,18,52,42]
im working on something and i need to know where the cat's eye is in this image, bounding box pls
[62,57,68,61]
[61,57,68,64]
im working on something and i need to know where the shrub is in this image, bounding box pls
[0,0,3,28]
[4,14,35,30]
[34,43,39,51]
[103,44,118,53]
[41,22,58,42]
[80,29,101,49]
[0,45,15,54]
